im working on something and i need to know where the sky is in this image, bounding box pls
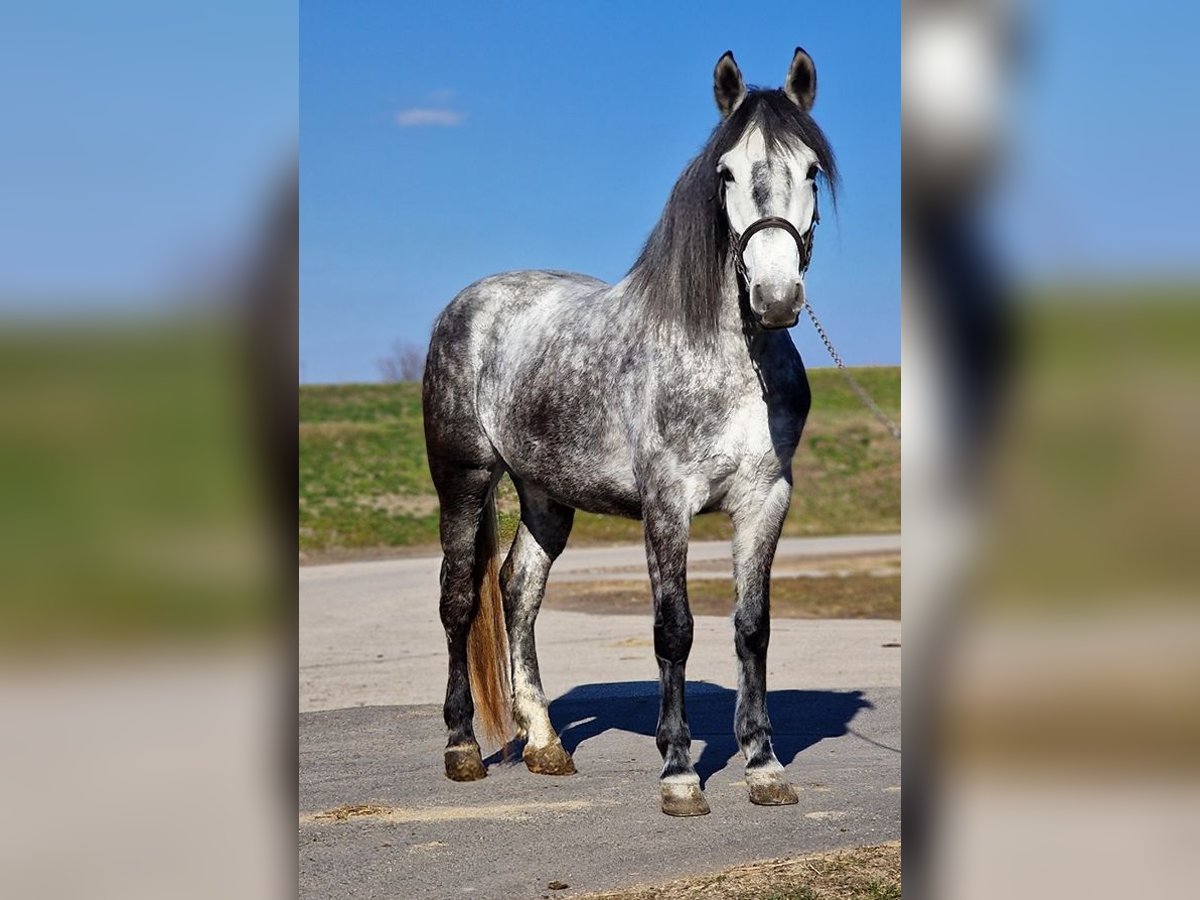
[300,1,901,383]
[0,1,297,306]
[0,2,1194,354]
[994,0,1200,281]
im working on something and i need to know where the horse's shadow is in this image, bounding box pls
[489,681,874,788]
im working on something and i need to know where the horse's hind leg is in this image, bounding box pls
[432,460,499,782]
[731,477,798,806]
[499,483,576,775]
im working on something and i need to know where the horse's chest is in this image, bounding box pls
[729,396,803,467]
[687,399,795,499]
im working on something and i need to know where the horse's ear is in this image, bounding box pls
[713,51,746,118]
[784,47,817,112]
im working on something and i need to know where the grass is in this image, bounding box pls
[577,843,900,900]
[299,367,899,560]
[300,382,435,550]
[0,320,275,645]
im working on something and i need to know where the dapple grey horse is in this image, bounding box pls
[422,49,837,816]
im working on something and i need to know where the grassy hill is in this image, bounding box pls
[300,367,899,561]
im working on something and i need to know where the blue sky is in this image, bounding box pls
[300,2,901,383]
[0,2,296,306]
[996,0,1200,280]
[1,1,1194,349]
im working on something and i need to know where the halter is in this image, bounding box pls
[724,181,820,286]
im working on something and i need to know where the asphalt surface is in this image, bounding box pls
[299,536,901,898]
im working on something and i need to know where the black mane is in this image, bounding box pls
[628,89,838,341]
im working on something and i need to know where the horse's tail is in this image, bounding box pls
[467,490,512,752]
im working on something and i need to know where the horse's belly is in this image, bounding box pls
[483,401,642,518]
[504,443,643,519]
[548,474,643,519]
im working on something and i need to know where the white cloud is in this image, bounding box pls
[395,107,465,127]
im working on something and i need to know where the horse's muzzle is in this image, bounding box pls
[751,280,804,329]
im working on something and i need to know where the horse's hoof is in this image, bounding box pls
[747,775,799,806]
[523,740,576,776]
[661,782,711,817]
[444,745,487,782]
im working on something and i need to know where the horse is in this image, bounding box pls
[422,48,838,817]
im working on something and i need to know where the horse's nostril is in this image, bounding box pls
[750,282,769,313]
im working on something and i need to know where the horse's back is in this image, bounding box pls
[423,269,611,466]
[435,270,606,333]
[425,269,644,515]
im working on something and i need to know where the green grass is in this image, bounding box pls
[0,320,275,645]
[300,383,438,549]
[300,367,899,559]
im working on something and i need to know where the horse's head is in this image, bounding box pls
[714,49,825,330]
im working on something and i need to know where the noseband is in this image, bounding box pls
[725,184,820,285]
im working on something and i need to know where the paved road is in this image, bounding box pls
[299,535,900,898]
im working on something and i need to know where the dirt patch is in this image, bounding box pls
[310,803,390,821]
[609,636,653,648]
[543,573,900,620]
[300,421,368,439]
[302,798,610,825]
[357,493,440,517]
[689,552,901,579]
[577,843,900,899]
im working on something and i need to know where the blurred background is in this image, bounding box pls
[0,2,295,897]
[903,0,1200,897]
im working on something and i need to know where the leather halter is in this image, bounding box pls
[725,182,820,284]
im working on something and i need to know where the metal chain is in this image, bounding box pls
[804,302,901,441]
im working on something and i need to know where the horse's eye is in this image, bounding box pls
[806,164,820,181]
[719,167,735,183]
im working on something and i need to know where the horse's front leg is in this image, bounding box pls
[643,493,709,817]
[731,477,799,806]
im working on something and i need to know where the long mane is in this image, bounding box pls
[627,89,838,342]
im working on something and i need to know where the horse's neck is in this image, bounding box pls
[613,268,793,387]
[671,284,795,397]
[714,277,783,369]
[716,266,748,335]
